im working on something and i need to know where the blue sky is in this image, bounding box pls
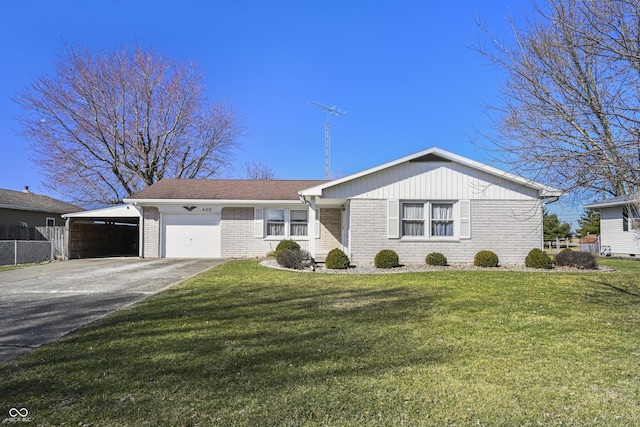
[0,0,583,226]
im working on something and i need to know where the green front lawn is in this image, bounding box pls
[2,259,639,426]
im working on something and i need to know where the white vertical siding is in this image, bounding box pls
[600,207,640,255]
[322,161,539,201]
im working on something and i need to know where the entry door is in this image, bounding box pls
[163,214,221,258]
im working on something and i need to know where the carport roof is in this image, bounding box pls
[125,179,329,202]
[62,204,141,218]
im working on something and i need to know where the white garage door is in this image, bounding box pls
[163,214,221,258]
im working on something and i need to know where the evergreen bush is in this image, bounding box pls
[374,249,400,269]
[325,248,350,269]
[425,252,448,266]
[474,250,499,268]
[276,239,300,252]
[525,248,553,269]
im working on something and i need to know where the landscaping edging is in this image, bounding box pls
[259,259,615,274]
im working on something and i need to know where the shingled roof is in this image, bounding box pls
[0,188,83,214]
[126,179,329,201]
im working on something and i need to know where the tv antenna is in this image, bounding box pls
[310,101,346,179]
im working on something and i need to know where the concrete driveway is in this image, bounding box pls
[0,257,223,363]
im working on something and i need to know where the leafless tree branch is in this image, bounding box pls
[15,41,245,206]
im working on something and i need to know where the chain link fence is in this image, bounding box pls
[0,240,54,266]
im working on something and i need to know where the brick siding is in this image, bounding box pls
[142,207,160,258]
[349,199,542,265]
[220,207,310,258]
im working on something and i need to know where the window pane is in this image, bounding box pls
[403,221,424,236]
[432,221,453,236]
[403,203,424,220]
[402,202,425,236]
[290,224,308,236]
[267,209,285,222]
[267,223,285,236]
[266,209,285,236]
[432,203,453,236]
[290,210,308,222]
[432,204,452,220]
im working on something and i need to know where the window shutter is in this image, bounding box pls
[315,209,321,239]
[254,207,264,237]
[388,200,400,238]
[459,200,471,239]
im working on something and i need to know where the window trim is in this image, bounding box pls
[400,201,458,240]
[289,209,309,237]
[265,209,286,237]
[264,207,310,240]
[46,217,56,227]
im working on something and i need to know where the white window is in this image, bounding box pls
[20,222,28,228]
[266,209,285,236]
[401,201,455,238]
[402,203,425,236]
[431,203,454,237]
[264,208,310,238]
[46,217,55,227]
[290,209,308,236]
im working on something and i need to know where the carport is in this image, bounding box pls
[62,205,141,259]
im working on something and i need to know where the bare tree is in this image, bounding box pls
[243,161,277,180]
[475,0,640,200]
[15,41,245,206]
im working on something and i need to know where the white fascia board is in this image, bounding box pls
[584,200,637,209]
[62,204,142,218]
[124,198,306,206]
[298,146,563,198]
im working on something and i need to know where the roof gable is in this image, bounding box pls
[0,188,83,214]
[299,147,562,198]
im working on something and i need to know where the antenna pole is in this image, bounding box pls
[310,101,346,179]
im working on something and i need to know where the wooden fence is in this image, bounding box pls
[0,225,65,258]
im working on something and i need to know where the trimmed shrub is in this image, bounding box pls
[276,239,301,253]
[525,248,553,269]
[325,248,350,269]
[374,249,400,269]
[276,249,305,270]
[554,250,597,269]
[425,252,448,266]
[474,250,499,268]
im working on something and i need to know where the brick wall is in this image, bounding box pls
[349,198,542,265]
[220,207,310,258]
[142,207,160,258]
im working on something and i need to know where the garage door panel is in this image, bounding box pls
[163,214,220,258]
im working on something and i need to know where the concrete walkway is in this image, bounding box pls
[0,257,223,363]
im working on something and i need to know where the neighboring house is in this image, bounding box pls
[0,186,82,229]
[584,193,640,256]
[124,147,562,264]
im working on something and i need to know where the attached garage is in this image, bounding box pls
[162,213,221,258]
